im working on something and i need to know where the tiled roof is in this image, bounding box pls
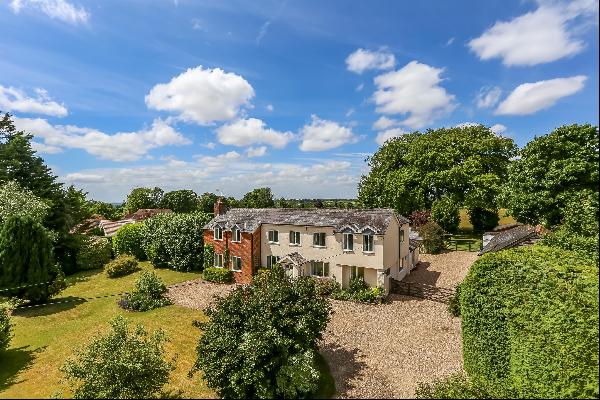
[280,252,309,266]
[478,225,541,255]
[204,208,409,235]
[123,208,172,221]
[99,219,135,237]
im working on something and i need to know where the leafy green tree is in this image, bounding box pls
[241,187,275,208]
[468,207,500,232]
[61,316,174,399]
[64,185,92,226]
[0,180,50,224]
[76,235,112,271]
[0,216,60,303]
[88,200,125,220]
[197,192,219,213]
[192,265,331,399]
[112,223,148,261]
[418,221,446,254]
[358,125,516,215]
[160,189,198,213]
[502,124,599,228]
[126,187,164,214]
[431,196,460,232]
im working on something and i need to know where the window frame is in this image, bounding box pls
[213,226,223,241]
[214,253,224,268]
[363,234,374,253]
[266,255,280,268]
[310,261,330,277]
[232,227,242,243]
[351,266,365,279]
[289,231,301,246]
[268,229,279,244]
[231,256,242,272]
[313,232,326,247]
[343,233,354,251]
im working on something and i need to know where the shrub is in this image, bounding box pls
[415,373,501,399]
[0,305,12,352]
[330,276,385,304]
[119,271,171,311]
[408,210,431,228]
[192,265,331,399]
[0,215,62,303]
[61,315,174,399]
[313,278,340,296]
[76,235,112,271]
[144,212,211,271]
[431,197,460,232]
[460,245,599,399]
[468,207,499,232]
[202,244,214,270]
[105,255,139,278]
[112,223,147,261]
[203,267,233,283]
[541,227,599,265]
[418,221,446,254]
[447,284,461,317]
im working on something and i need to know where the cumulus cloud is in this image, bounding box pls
[372,116,399,131]
[13,117,190,162]
[266,104,274,112]
[375,128,405,146]
[373,61,457,129]
[490,124,507,135]
[468,0,598,66]
[246,146,267,157]
[495,75,586,115]
[0,86,68,117]
[31,141,63,154]
[346,48,396,74]
[299,115,357,151]
[216,118,294,148]
[145,66,255,125]
[9,0,89,25]
[475,86,502,109]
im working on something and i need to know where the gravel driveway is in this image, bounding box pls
[167,251,478,399]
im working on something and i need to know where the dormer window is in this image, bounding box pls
[343,233,354,251]
[232,226,241,242]
[214,226,223,240]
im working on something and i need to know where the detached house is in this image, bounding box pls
[203,199,419,292]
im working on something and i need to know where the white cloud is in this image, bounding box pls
[64,173,105,183]
[196,151,241,171]
[246,146,267,157]
[201,142,216,149]
[345,108,355,117]
[299,115,357,151]
[346,48,396,74]
[446,37,455,46]
[495,75,587,115]
[356,83,364,92]
[372,116,399,131]
[266,104,274,112]
[490,124,507,135]
[10,0,89,25]
[0,86,68,117]
[145,66,255,125]
[13,117,190,162]
[31,141,62,154]
[475,86,502,109]
[256,21,271,44]
[216,118,294,148]
[468,0,598,66]
[375,128,405,146]
[373,61,457,129]
[455,122,481,128]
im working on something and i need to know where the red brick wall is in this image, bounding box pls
[203,228,259,284]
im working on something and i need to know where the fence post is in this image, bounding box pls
[469,242,471,252]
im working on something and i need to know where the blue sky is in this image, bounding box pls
[1,0,598,202]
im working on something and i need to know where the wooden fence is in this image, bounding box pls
[391,280,455,304]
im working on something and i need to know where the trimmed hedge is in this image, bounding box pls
[203,267,233,283]
[460,245,599,399]
[76,235,112,271]
[112,223,147,261]
[105,255,139,278]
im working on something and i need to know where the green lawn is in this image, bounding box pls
[0,263,212,399]
[445,231,482,252]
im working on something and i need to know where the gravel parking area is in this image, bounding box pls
[167,251,478,399]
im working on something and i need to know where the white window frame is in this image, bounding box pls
[351,266,365,279]
[213,226,223,241]
[289,231,301,246]
[400,228,405,243]
[214,253,224,268]
[266,255,280,268]
[313,232,326,247]
[363,234,374,253]
[268,230,279,244]
[343,233,354,251]
[232,256,242,272]
[232,227,242,243]
[310,261,330,277]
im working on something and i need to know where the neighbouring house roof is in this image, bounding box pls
[204,208,409,235]
[279,252,309,267]
[409,239,421,251]
[123,208,172,221]
[478,225,542,255]
[99,219,135,237]
[69,214,106,234]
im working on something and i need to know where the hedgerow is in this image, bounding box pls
[143,212,211,271]
[112,223,147,261]
[460,245,599,399]
[202,267,233,283]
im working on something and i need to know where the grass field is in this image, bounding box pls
[458,208,516,231]
[0,264,211,399]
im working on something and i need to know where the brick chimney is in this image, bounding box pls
[214,198,228,216]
